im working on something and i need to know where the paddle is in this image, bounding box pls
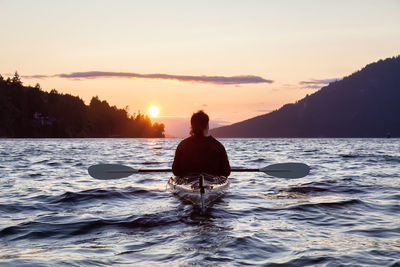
[88,162,310,180]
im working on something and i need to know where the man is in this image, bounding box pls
[172,111,231,177]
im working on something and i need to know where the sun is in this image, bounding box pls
[148,106,160,118]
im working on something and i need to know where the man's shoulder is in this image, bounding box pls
[208,135,220,142]
[179,135,223,146]
[177,136,195,147]
[208,136,226,148]
[181,136,194,143]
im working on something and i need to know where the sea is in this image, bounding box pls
[0,138,399,266]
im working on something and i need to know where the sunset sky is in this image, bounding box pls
[1,0,399,136]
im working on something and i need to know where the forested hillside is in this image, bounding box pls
[210,56,400,137]
[0,73,164,138]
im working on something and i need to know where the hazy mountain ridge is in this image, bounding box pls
[210,56,400,137]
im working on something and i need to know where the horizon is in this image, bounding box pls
[1,1,400,137]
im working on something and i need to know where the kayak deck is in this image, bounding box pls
[167,173,229,207]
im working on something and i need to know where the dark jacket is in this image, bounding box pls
[172,135,231,177]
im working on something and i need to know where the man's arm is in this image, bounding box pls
[172,143,183,176]
[220,146,231,177]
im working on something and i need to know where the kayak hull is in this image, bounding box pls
[167,174,229,207]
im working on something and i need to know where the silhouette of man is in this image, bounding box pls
[172,111,231,177]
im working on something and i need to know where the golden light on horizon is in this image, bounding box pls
[148,106,160,118]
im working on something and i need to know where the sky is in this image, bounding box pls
[1,0,399,136]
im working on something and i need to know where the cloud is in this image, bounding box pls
[299,78,340,85]
[299,78,341,89]
[21,71,274,85]
[17,74,52,79]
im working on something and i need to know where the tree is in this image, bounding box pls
[11,71,22,86]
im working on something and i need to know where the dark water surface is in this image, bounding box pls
[0,138,399,266]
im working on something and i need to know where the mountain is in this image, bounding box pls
[210,56,400,138]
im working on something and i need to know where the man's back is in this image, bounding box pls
[172,135,231,177]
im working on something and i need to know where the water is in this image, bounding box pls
[0,138,399,266]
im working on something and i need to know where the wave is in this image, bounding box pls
[286,198,365,212]
[46,187,158,204]
[340,153,400,163]
[246,158,266,163]
[142,161,163,165]
[0,211,181,241]
[264,255,339,266]
[286,186,329,194]
[346,226,400,238]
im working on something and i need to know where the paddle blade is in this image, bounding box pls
[260,163,310,179]
[88,164,138,180]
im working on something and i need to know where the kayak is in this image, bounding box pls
[167,173,229,211]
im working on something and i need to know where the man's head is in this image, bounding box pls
[190,110,209,136]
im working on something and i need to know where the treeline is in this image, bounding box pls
[0,73,165,138]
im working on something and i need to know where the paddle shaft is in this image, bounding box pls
[135,168,288,173]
